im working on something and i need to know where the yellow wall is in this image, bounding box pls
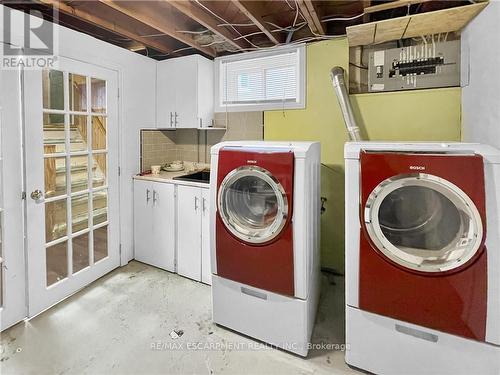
[264,39,461,272]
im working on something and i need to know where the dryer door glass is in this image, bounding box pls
[364,174,483,272]
[218,166,288,244]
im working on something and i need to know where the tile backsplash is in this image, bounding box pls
[140,112,263,172]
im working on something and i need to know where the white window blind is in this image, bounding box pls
[215,45,305,112]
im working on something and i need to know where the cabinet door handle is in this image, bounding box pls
[194,196,199,211]
[170,112,173,127]
[146,189,151,204]
[174,111,178,127]
[153,190,158,205]
[202,197,206,213]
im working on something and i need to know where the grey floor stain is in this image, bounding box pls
[0,261,356,375]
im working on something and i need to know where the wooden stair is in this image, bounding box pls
[44,122,108,242]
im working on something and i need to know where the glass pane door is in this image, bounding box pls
[42,71,109,286]
[24,57,119,317]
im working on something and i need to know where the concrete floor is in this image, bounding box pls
[0,261,357,375]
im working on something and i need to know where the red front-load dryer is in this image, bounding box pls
[215,147,295,296]
[359,151,488,341]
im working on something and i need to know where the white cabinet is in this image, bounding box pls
[133,180,175,272]
[134,179,212,285]
[151,183,176,271]
[201,188,212,285]
[176,185,211,284]
[156,59,176,129]
[134,180,152,260]
[177,185,202,281]
[156,55,214,129]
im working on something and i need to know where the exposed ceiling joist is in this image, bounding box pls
[98,0,216,57]
[167,0,248,51]
[364,0,432,14]
[37,0,177,56]
[232,0,284,45]
[11,0,487,61]
[297,0,325,35]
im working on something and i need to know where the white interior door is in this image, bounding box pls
[24,57,120,316]
[0,66,27,330]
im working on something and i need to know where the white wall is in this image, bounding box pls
[0,5,157,264]
[0,66,27,329]
[461,2,500,150]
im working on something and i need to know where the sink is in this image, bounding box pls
[173,170,210,184]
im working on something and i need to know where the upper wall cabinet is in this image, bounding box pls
[156,55,214,129]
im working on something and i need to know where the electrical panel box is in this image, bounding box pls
[368,40,460,92]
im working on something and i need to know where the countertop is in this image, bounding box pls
[133,170,210,189]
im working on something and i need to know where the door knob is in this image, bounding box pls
[30,189,44,201]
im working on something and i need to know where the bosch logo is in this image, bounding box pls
[247,160,257,164]
[409,165,426,171]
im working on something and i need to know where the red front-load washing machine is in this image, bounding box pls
[215,146,295,296]
[210,141,321,357]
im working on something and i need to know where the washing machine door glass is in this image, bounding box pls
[218,166,288,244]
[364,173,483,272]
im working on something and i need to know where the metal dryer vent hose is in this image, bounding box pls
[330,67,362,141]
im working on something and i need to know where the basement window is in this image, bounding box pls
[215,45,306,112]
